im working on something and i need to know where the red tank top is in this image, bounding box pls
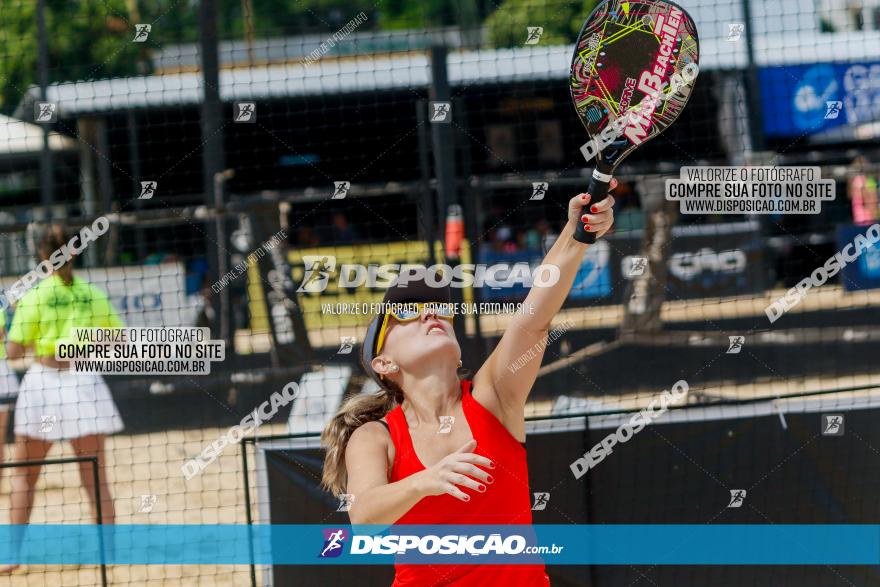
[383,380,550,586]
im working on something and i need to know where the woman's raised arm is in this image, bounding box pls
[474,186,616,420]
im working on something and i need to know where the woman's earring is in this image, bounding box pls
[388,364,399,373]
[457,360,463,368]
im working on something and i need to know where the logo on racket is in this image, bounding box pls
[297,255,337,293]
[524,27,543,45]
[430,102,452,123]
[579,62,699,163]
[727,490,746,508]
[586,106,603,124]
[821,414,844,436]
[531,492,550,511]
[530,182,548,200]
[319,528,348,558]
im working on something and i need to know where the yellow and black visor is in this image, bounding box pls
[360,272,453,390]
[374,303,455,356]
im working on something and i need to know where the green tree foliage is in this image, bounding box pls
[0,0,590,114]
[378,0,464,29]
[0,0,381,114]
[0,0,142,113]
[485,0,598,48]
[218,0,377,39]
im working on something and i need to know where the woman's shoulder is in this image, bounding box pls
[349,418,393,446]
[345,419,396,471]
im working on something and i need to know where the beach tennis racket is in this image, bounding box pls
[570,0,700,243]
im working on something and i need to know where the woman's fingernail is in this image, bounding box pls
[478,484,486,492]
[488,461,495,469]
[486,475,494,484]
[591,206,598,213]
[581,194,589,201]
[463,495,470,501]
[581,215,589,222]
[586,225,592,231]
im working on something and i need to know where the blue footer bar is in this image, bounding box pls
[0,525,876,565]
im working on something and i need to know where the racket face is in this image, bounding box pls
[570,0,700,166]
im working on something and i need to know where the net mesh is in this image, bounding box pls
[0,0,878,584]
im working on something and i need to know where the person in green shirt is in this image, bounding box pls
[3,226,123,569]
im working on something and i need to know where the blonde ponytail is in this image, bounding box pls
[321,379,404,496]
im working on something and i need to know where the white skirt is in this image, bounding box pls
[15,364,124,440]
[0,359,19,410]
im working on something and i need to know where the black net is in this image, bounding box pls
[0,0,878,584]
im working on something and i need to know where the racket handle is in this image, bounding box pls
[573,168,613,244]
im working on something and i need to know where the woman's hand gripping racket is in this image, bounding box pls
[570,0,700,243]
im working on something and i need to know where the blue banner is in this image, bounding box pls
[476,242,613,302]
[476,224,762,303]
[837,223,880,291]
[0,525,878,565]
[569,240,614,300]
[760,62,880,138]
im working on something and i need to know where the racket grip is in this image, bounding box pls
[573,169,612,244]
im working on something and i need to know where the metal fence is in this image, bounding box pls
[0,0,879,584]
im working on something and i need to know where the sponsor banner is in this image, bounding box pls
[570,239,613,300]
[244,201,313,363]
[477,241,612,302]
[618,223,765,300]
[248,240,475,331]
[837,223,880,291]
[0,263,201,327]
[477,223,763,303]
[0,524,876,564]
[759,62,880,138]
[249,225,763,329]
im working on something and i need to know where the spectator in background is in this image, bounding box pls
[297,226,321,248]
[521,225,539,252]
[494,225,517,253]
[479,226,512,255]
[535,219,555,252]
[610,180,638,211]
[523,219,560,254]
[331,212,357,243]
[849,156,878,225]
[3,226,123,572]
[483,203,517,253]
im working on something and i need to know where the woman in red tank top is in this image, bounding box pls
[322,186,616,586]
